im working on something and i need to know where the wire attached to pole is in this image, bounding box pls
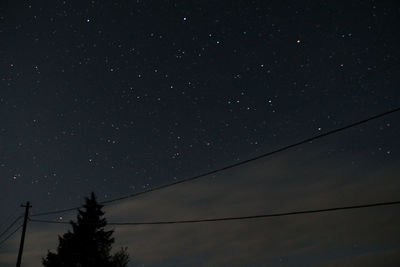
[0,215,23,239]
[0,224,23,247]
[29,106,400,218]
[29,200,400,226]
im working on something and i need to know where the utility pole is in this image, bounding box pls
[16,201,31,267]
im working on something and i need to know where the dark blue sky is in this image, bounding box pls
[1,0,399,266]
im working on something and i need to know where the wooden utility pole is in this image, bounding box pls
[16,201,31,267]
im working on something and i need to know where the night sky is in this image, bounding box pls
[1,1,400,266]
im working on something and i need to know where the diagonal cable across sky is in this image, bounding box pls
[30,106,400,217]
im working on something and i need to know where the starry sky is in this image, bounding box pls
[1,0,400,266]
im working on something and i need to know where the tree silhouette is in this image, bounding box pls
[42,192,129,267]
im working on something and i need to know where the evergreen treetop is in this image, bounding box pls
[42,192,129,267]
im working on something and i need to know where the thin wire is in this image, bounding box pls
[0,215,23,239]
[29,200,400,226]
[0,209,22,233]
[30,106,400,218]
[0,224,23,247]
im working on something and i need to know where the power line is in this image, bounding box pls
[30,106,400,218]
[29,200,400,226]
[0,209,22,234]
[0,215,23,239]
[0,224,23,248]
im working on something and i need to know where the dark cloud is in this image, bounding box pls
[2,143,399,266]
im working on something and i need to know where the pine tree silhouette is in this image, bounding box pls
[42,192,129,267]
